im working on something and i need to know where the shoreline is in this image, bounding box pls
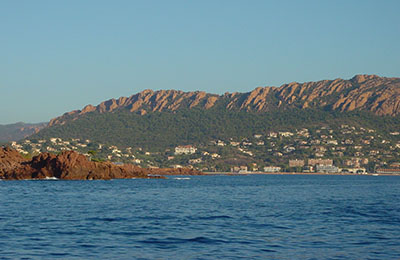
[204,172,400,176]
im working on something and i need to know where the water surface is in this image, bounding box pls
[1,175,399,259]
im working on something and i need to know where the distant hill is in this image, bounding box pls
[0,122,46,142]
[30,74,400,149]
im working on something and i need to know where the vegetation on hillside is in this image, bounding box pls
[30,108,400,150]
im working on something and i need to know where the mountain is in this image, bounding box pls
[48,74,400,127]
[30,75,400,149]
[0,122,46,143]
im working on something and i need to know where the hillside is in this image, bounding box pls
[0,122,46,142]
[29,74,400,149]
[30,108,400,150]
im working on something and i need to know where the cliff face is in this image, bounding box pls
[48,75,400,127]
[0,147,27,176]
[49,90,221,126]
[0,147,202,180]
[276,75,400,115]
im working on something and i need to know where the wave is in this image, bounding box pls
[23,177,59,181]
[45,176,59,180]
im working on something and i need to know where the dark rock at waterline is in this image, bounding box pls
[0,147,202,180]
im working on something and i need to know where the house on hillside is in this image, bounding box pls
[189,158,202,164]
[216,140,226,146]
[211,153,221,158]
[175,145,197,155]
[279,132,293,137]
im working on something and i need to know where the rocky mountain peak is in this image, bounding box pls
[351,74,380,84]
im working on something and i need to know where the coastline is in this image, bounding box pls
[204,172,400,176]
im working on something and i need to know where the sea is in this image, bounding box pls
[0,175,399,260]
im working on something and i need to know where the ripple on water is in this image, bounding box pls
[139,236,229,246]
[0,175,399,259]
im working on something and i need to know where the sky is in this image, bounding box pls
[1,0,400,124]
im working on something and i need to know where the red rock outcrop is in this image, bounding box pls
[0,147,203,180]
[0,147,28,176]
[48,90,221,126]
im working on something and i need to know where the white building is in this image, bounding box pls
[264,166,282,173]
[175,145,197,155]
[211,153,221,158]
[189,158,202,164]
[231,166,248,173]
[50,138,61,144]
[216,140,226,146]
[279,131,293,137]
[316,165,340,173]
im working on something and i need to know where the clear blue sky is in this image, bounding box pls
[1,0,399,124]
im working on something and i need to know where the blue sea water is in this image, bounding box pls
[0,175,399,260]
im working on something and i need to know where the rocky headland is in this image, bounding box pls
[0,147,202,180]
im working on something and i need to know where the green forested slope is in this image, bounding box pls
[30,108,400,150]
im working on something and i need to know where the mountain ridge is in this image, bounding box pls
[0,122,46,142]
[48,74,400,127]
